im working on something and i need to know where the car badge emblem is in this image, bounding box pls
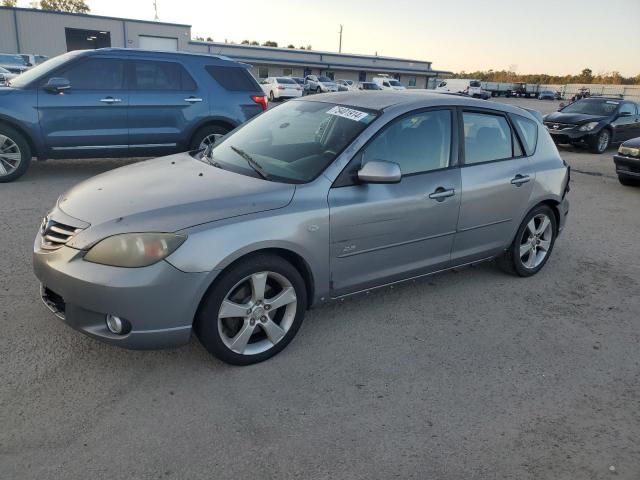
[553,124,560,129]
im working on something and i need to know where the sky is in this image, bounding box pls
[18,0,640,76]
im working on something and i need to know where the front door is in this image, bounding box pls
[613,102,640,142]
[329,109,460,297]
[127,59,207,154]
[452,110,535,264]
[38,57,128,158]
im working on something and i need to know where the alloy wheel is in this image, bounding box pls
[597,130,610,152]
[217,271,298,355]
[0,134,21,177]
[199,133,223,151]
[519,213,553,269]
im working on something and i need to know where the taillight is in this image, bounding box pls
[277,85,285,90]
[251,95,268,111]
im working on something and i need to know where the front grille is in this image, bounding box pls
[41,285,66,320]
[544,122,576,131]
[40,219,83,251]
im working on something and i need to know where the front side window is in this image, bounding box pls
[209,101,378,183]
[363,110,452,175]
[620,103,637,115]
[52,58,125,90]
[131,61,195,90]
[463,112,513,164]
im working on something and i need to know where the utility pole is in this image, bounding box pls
[153,0,159,21]
[338,24,343,53]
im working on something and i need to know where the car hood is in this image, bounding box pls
[59,152,296,249]
[621,137,640,148]
[545,112,607,125]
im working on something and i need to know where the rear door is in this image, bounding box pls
[451,109,535,264]
[127,58,207,154]
[37,56,129,158]
[329,108,461,296]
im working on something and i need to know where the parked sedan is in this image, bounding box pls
[543,97,640,153]
[358,82,383,90]
[305,75,338,93]
[538,90,556,100]
[260,77,303,101]
[335,79,356,92]
[34,92,570,365]
[614,137,640,186]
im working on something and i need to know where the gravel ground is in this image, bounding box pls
[1,97,639,480]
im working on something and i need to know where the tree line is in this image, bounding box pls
[454,68,640,86]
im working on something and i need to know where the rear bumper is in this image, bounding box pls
[613,154,640,178]
[33,240,212,349]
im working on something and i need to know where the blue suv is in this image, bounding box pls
[0,48,267,182]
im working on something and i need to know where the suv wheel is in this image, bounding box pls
[590,129,610,154]
[190,124,231,151]
[0,126,31,183]
[194,254,307,365]
[498,205,557,277]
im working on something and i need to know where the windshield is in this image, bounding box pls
[0,54,26,66]
[208,100,378,183]
[561,99,619,116]
[8,51,81,88]
[318,76,333,82]
[470,81,481,87]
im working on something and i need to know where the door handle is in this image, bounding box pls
[184,97,203,103]
[100,97,122,104]
[511,174,531,186]
[428,187,455,201]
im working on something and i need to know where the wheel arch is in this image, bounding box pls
[188,118,238,146]
[0,116,40,157]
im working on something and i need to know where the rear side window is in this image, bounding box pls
[511,114,538,156]
[131,61,196,90]
[463,112,513,164]
[206,65,259,91]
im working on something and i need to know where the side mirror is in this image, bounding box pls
[357,160,401,184]
[44,77,71,93]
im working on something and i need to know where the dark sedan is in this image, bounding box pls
[543,97,640,153]
[614,137,640,186]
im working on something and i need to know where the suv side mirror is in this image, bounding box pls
[358,160,401,184]
[44,77,71,94]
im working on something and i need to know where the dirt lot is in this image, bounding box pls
[1,96,639,480]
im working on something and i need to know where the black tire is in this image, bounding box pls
[618,175,640,187]
[589,128,610,154]
[498,204,558,277]
[316,86,321,94]
[189,124,231,151]
[269,90,275,102]
[0,125,31,183]
[194,254,308,365]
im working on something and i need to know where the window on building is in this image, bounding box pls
[130,61,196,90]
[358,71,367,82]
[324,71,335,80]
[282,68,293,77]
[408,77,417,87]
[65,28,111,52]
[258,67,269,79]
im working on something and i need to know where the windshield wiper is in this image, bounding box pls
[230,145,269,180]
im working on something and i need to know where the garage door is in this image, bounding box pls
[138,36,178,51]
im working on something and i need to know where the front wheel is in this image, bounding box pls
[0,125,32,183]
[498,205,557,277]
[269,90,275,102]
[316,86,321,94]
[194,254,307,365]
[589,129,610,154]
[190,124,230,151]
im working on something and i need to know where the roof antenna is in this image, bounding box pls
[153,0,159,21]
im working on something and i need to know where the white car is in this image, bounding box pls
[260,77,303,101]
[372,76,407,91]
[435,79,489,99]
[305,75,338,94]
[0,66,17,86]
[335,79,356,91]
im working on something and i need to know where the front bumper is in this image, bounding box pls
[33,239,212,349]
[613,154,640,179]
[545,125,598,144]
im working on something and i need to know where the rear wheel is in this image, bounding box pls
[498,205,557,277]
[190,124,231,151]
[0,125,31,183]
[316,86,321,94]
[194,254,307,365]
[269,90,275,102]
[589,129,610,154]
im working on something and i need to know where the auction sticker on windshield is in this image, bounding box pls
[327,106,370,122]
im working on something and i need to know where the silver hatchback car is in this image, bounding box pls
[34,92,570,365]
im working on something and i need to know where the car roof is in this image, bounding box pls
[87,47,235,63]
[298,90,538,118]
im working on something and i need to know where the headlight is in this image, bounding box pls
[579,122,599,132]
[84,233,186,268]
[618,145,640,157]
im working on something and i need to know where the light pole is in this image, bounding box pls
[338,24,343,53]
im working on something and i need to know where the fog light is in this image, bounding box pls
[106,314,124,334]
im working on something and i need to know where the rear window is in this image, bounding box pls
[511,114,538,156]
[206,65,259,91]
[276,77,296,84]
